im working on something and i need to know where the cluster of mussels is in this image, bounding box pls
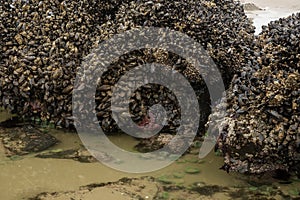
[0,0,255,133]
[83,0,256,133]
[0,0,122,126]
[210,13,300,174]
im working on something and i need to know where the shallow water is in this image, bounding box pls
[0,111,299,199]
[0,130,245,199]
[0,111,250,199]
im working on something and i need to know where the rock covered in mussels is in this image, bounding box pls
[0,0,121,126]
[98,0,256,86]
[85,0,256,133]
[210,13,300,174]
[0,0,256,133]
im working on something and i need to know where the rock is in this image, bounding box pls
[0,0,123,128]
[0,125,58,156]
[89,0,256,134]
[243,3,263,11]
[0,0,256,135]
[36,148,114,163]
[209,13,300,174]
[29,176,295,200]
[135,133,173,152]
[184,167,201,174]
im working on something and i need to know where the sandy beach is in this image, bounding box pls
[243,0,300,10]
[242,0,300,33]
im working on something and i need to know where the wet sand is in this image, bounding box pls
[242,0,300,10]
[242,0,300,33]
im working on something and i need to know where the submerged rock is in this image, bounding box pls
[29,176,296,200]
[36,148,113,163]
[0,125,58,156]
[134,133,174,152]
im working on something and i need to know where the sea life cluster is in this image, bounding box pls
[0,0,255,133]
[210,13,300,174]
[0,0,123,126]
[76,0,256,133]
